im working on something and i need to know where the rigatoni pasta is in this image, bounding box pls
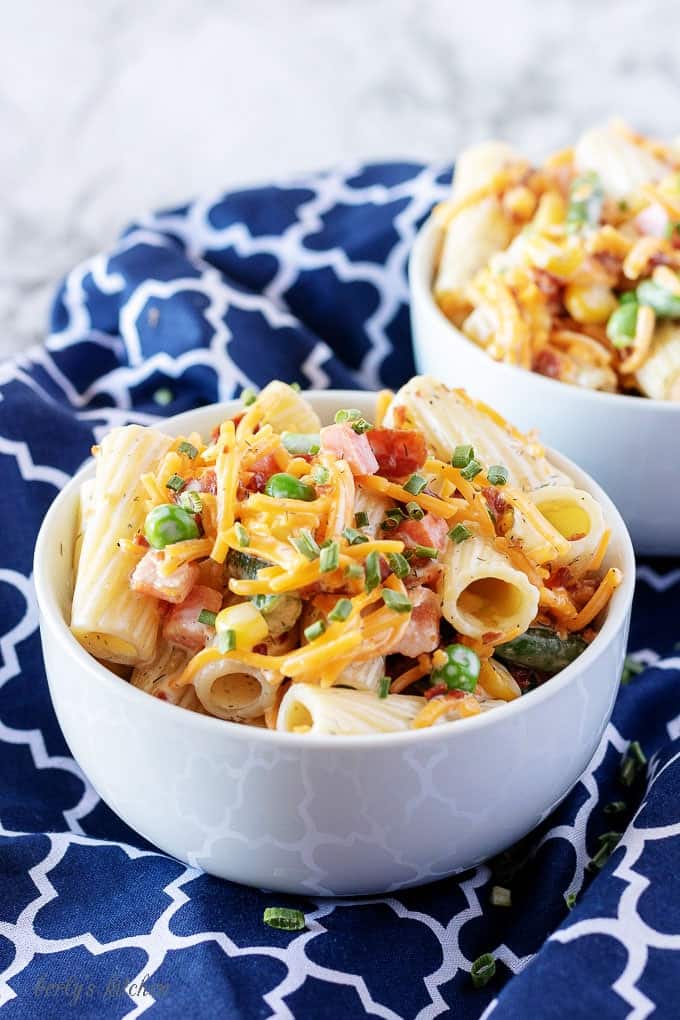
[69,377,621,735]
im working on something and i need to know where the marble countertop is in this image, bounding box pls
[3,0,680,358]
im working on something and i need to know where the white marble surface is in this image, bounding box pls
[3,0,680,358]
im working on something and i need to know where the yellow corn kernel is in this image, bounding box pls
[503,186,537,220]
[524,235,584,280]
[215,602,269,649]
[564,282,618,324]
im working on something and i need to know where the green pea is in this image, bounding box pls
[144,503,200,548]
[606,302,638,348]
[495,626,587,674]
[431,643,480,692]
[636,279,680,318]
[264,473,316,501]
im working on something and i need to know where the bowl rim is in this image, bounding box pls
[410,212,680,415]
[34,389,636,750]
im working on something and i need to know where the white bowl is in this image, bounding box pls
[410,214,680,555]
[34,392,635,896]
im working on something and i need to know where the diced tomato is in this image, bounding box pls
[396,513,449,553]
[320,423,379,476]
[163,585,223,651]
[130,551,198,604]
[390,586,440,657]
[366,428,427,478]
[532,348,561,379]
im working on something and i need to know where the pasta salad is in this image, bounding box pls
[433,121,680,399]
[69,377,622,735]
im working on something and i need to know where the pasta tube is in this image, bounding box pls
[243,380,321,435]
[435,199,513,295]
[131,643,202,711]
[441,535,540,639]
[529,485,607,575]
[384,376,569,490]
[73,477,96,573]
[574,124,669,199]
[70,425,173,665]
[450,141,520,202]
[635,321,680,400]
[334,656,385,693]
[276,684,424,735]
[191,649,282,721]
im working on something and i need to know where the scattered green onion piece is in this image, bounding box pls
[153,387,173,406]
[588,831,622,871]
[177,441,198,459]
[351,417,373,434]
[252,594,278,612]
[382,590,412,613]
[381,517,399,531]
[452,444,474,468]
[291,529,320,560]
[490,886,512,908]
[413,544,438,560]
[234,523,250,547]
[620,740,647,787]
[165,473,186,493]
[304,620,326,642]
[264,473,316,501]
[312,465,329,485]
[263,907,306,931]
[217,629,236,653]
[144,503,200,548]
[566,171,604,232]
[564,892,577,910]
[242,387,257,406]
[386,552,410,579]
[404,473,427,495]
[386,506,407,521]
[345,563,365,580]
[603,800,627,816]
[460,458,483,481]
[606,302,638,348]
[431,643,480,692]
[342,527,369,545]
[365,551,381,592]
[289,381,301,392]
[406,501,425,520]
[281,432,321,456]
[619,290,637,304]
[487,464,509,486]
[449,523,471,544]
[378,676,391,699]
[178,491,203,514]
[636,278,680,318]
[328,598,352,622]
[319,541,339,573]
[621,655,645,685]
[354,511,369,528]
[470,953,496,989]
[334,408,361,423]
[198,609,217,627]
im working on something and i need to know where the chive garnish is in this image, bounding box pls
[304,620,326,642]
[165,473,186,493]
[452,444,474,468]
[382,590,412,613]
[263,907,306,931]
[242,387,257,406]
[312,465,330,485]
[328,598,352,622]
[386,552,410,579]
[413,545,438,560]
[342,527,369,545]
[487,464,509,486]
[179,491,203,514]
[406,501,424,520]
[319,541,339,573]
[217,629,236,653]
[449,523,471,543]
[291,529,320,560]
[404,473,427,495]
[197,609,217,627]
[461,459,483,481]
[378,676,391,698]
[178,441,198,459]
[470,953,496,989]
[334,408,361,423]
[365,551,381,592]
[234,523,250,547]
[354,511,369,528]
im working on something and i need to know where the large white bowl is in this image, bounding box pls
[34,392,635,896]
[410,214,680,555]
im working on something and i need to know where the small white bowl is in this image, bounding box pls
[410,214,680,555]
[34,392,635,896]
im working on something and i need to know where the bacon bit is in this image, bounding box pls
[366,428,427,478]
[163,584,222,651]
[532,348,561,379]
[569,575,599,610]
[483,486,507,519]
[396,513,449,553]
[133,533,149,548]
[424,684,464,701]
[156,691,168,701]
[210,425,220,443]
[481,631,503,644]
[199,469,217,495]
[245,452,280,493]
[390,586,440,657]
[320,423,379,476]
[531,268,562,303]
[593,251,622,283]
[253,643,268,654]
[546,565,571,589]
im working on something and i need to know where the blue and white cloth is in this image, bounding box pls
[1,162,679,1019]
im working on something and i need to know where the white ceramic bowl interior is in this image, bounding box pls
[410,214,680,555]
[34,392,635,896]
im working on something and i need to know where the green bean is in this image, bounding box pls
[144,504,199,548]
[264,473,316,501]
[636,279,680,318]
[495,627,587,673]
[606,302,638,348]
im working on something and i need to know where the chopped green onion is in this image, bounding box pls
[404,473,427,495]
[386,506,407,521]
[354,511,369,528]
[413,544,438,560]
[621,655,645,685]
[252,594,278,612]
[382,589,412,613]
[153,387,173,406]
[291,529,320,560]
[449,523,471,544]
[197,609,217,627]
[636,278,680,318]
[603,800,627,816]
[312,465,329,485]
[460,458,483,481]
[620,740,647,787]
[328,598,352,622]
[178,441,198,459]
[165,473,186,493]
[619,290,637,304]
[345,563,365,580]
[378,676,391,698]
[289,381,301,392]
[342,527,369,546]
[178,491,203,514]
[234,523,250,547]
[564,891,577,910]
[487,464,509,486]
[281,432,321,456]
[217,629,236,653]
[431,643,480,693]
[470,953,496,989]
[263,907,306,931]
[365,551,381,592]
[490,886,512,908]
[606,302,638,348]
[304,620,326,642]
[242,387,257,406]
[319,541,339,573]
[386,552,410,579]
[351,417,373,434]
[566,171,604,232]
[588,831,622,871]
[406,501,425,520]
[452,444,474,468]
[264,473,316,501]
[381,517,399,531]
[334,408,361,423]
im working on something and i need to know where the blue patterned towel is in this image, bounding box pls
[2,163,679,1019]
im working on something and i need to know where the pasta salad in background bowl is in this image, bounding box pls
[410,121,680,554]
[34,379,634,895]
